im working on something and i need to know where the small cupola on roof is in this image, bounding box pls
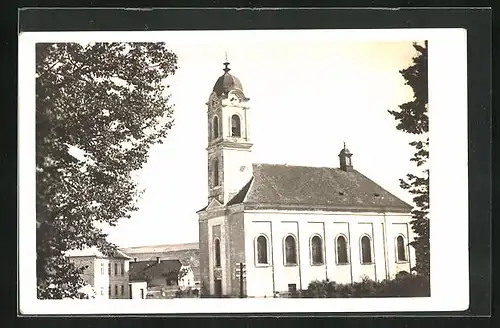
[339,142,354,172]
[212,59,244,97]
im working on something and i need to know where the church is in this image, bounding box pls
[197,60,415,298]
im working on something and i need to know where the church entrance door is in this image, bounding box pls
[214,280,222,297]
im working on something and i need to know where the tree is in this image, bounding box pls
[388,41,429,276]
[36,42,178,299]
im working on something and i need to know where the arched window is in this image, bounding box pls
[336,235,349,264]
[310,235,324,265]
[213,159,219,187]
[284,235,297,265]
[360,235,372,264]
[213,116,219,139]
[396,235,407,262]
[256,235,269,264]
[231,114,241,137]
[214,238,221,267]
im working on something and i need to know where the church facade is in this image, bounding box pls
[197,61,415,298]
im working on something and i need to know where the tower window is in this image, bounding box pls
[336,235,349,264]
[213,159,219,187]
[214,238,221,267]
[231,114,241,137]
[284,234,297,265]
[256,235,269,265]
[310,235,324,265]
[213,116,219,139]
[396,235,407,262]
[345,156,352,166]
[360,235,373,264]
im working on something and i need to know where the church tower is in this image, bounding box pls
[206,60,253,205]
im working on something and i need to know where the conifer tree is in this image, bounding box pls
[388,41,429,276]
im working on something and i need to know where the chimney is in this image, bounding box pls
[156,257,161,264]
[134,258,137,262]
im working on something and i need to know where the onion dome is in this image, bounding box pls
[212,61,244,97]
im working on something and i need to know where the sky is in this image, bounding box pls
[102,31,424,248]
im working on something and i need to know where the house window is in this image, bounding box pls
[114,263,118,276]
[101,287,104,296]
[256,235,269,265]
[108,263,111,276]
[213,159,219,187]
[120,263,124,276]
[108,285,111,297]
[214,238,221,267]
[310,235,324,265]
[121,285,125,296]
[284,235,297,265]
[396,235,407,262]
[360,235,373,264]
[114,285,118,296]
[140,288,145,299]
[100,263,105,275]
[129,285,132,299]
[231,114,241,137]
[336,235,349,264]
[213,116,219,139]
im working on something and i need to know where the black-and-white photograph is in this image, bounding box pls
[18,28,469,314]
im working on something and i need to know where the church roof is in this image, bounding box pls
[226,163,412,212]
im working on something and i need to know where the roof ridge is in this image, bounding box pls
[253,162,345,170]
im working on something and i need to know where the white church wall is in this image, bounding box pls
[327,222,352,284]
[274,221,301,293]
[352,222,377,282]
[372,222,387,281]
[387,218,413,278]
[303,222,327,286]
[240,210,413,297]
[244,220,274,297]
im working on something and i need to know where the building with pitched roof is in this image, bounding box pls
[197,60,415,298]
[66,247,131,299]
[120,242,200,288]
[128,258,197,298]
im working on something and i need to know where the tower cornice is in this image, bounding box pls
[206,140,253,152]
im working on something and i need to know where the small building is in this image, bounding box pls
[129,281,148,300]
[178,264,196,289]
[66,247,131,299]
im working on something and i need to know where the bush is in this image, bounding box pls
[174,287,200,298]
[304,272,430,298]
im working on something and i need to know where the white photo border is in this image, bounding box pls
[18,28,468,314]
